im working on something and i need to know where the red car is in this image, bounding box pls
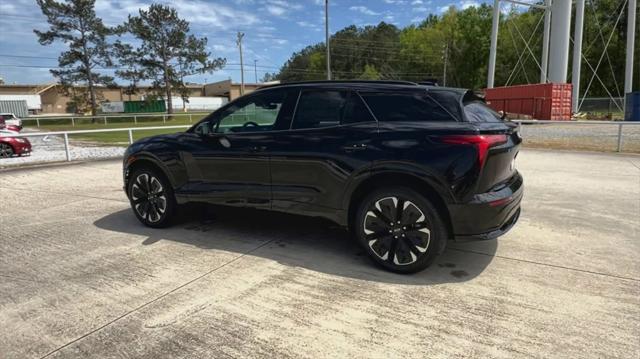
[0,130,31,158]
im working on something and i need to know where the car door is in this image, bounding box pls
[182,89,292,208]
[269,89,379,217]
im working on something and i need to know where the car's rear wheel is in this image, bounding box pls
[355,187,447,273]
[128,167,176,228]
[0,143,14,158]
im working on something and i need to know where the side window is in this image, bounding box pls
[292,90,346,129]
[464,101,502,122]
[342,93,376,125]
[215,90,287,133]
[361,91,455,122]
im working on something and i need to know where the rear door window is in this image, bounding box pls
[342,93,376,125]
[292,90,346,129]
[360,91,455,122]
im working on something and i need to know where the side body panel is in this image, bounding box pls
[268,122,379,223]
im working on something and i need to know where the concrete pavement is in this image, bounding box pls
[0,149,638,358]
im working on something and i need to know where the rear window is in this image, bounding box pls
[360,91,455,122]
[464,101,503,122]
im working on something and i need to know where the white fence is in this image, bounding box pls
[23,112,210,127]
[2,120,639,164]
[513,120,640,152]
[4,125,190,162]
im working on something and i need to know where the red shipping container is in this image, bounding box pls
[484,83,572,121]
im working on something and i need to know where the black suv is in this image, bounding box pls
[123,81,523,273]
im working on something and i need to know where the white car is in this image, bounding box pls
[0,113,23,129]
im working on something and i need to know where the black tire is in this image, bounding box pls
[0,143,14,158]
[127,166,177,228]
[354,187,447,274]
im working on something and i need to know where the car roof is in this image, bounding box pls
[257,81,470,97]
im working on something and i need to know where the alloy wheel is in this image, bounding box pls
[363,196,431,266]
[131,173,167,223]
[0,144,13,158]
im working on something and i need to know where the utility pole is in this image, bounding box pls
[540,0,552,83]
[325,0,331,80]
[254,60,258,83]
[236,32,245,95]
[442,43,448,86]
[487,0,500,88]
[571,0,585,113]
[548,0,571,83]
[624,0,636,97]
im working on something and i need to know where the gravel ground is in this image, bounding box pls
[1,123,638,168]
[519,122,640,152]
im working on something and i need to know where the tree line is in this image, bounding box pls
[270,1,637,99]
[35,0,225,115]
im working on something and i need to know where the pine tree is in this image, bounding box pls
[122,4,226,114]
[35,0,117,115]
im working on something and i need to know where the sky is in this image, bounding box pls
[0,0,494,85]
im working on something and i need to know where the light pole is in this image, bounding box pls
[254,59,258,83]
[325,0,331,80]
[236,32,245,95]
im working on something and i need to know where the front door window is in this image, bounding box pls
[214,90,287,133]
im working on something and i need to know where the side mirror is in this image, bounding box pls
[499,110,508,121]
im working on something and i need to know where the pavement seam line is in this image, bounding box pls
[0,186,128,204]
[38,238,276,359]
[450,247,640,282]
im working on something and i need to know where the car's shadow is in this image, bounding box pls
[94,205,497,285]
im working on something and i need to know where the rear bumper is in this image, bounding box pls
[449,171,523,241]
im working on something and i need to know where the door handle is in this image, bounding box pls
[342,143,368,152]
[250,145,267,152]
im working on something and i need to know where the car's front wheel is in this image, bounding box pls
[128,167,176,228]
[0,143,14,158]
[355,187,447,273]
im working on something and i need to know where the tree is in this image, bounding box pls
[122,4,225,114]
[113,41,145,101]
[261,72,278,82]
[34,0,117,115]
[359,64,381,80]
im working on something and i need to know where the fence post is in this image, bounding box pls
[134,115,137,124]
[616,123,623,152]
[189,114,192,123]
[63,133,71,161]
[71,117,75,127]
[128,129,134,144]
[104,116,107,125]
[163,114,166,124]
[36,118,40,127]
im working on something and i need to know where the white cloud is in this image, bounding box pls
[94,0,261,28]
[413,6,428,12]
[460,0,480,9]
[411,0,423,4]
[296,21,319,29]
[349,6,380,16]
[438,0,480,13]
[265,6,287,16]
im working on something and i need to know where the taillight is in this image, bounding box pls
[439,134,507,168]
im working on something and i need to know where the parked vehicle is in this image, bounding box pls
[122,81,523,273]
[0,113,23,131]
[5,124,22,133]
[0,130,31,158]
